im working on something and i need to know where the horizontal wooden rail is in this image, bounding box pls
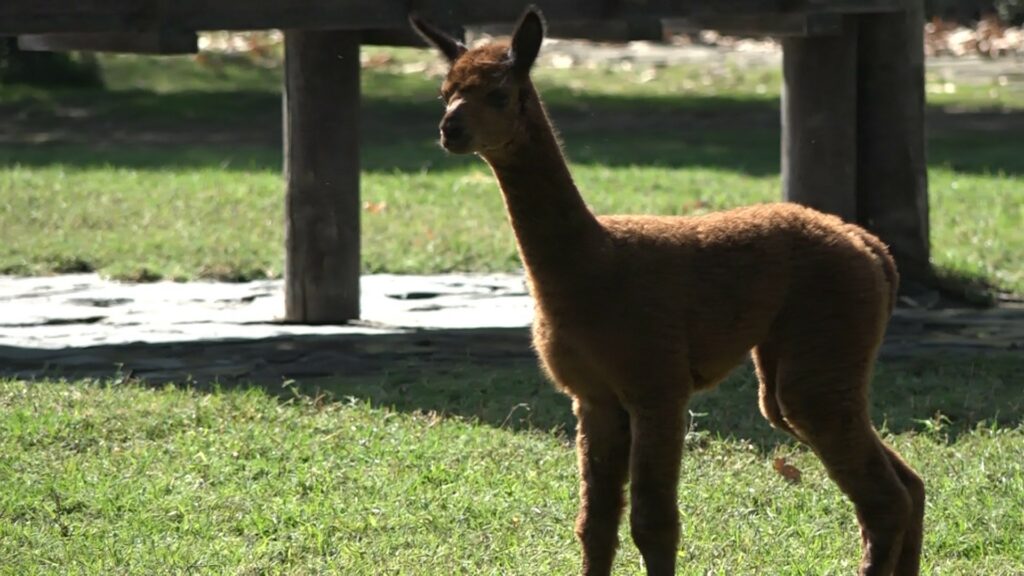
[666,13,842,36]
[0,0,906,35]
[18,30,198,54]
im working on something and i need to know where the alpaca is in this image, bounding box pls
[411,8,924,576]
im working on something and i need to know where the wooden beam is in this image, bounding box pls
[361,29,429,47]
[0,0,908,35]
[0,0,399,34]
[283,29,361,324]
[18,30,197,54]
[781,16,858,222]
[362,26,467,47]
[362,10,464,47]
[544,19,664,41]
[855,0,932,287]
[666,13,842,36]
[804,0,908,14]
[0,0,156,34]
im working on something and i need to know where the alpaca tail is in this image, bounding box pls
[857,229,900,317]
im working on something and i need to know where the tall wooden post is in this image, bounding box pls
[781,17,858,223]
[856,1,931,288]
[283,30,361,323]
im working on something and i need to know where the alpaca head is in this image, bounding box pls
[410,7,545,156]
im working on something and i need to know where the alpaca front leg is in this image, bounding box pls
[628,402,687,576]
[573,397,632,576]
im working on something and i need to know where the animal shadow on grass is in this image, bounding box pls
[2,329,1020,448]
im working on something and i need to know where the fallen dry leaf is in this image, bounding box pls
[362,200,388,214]
[773,457,802,484]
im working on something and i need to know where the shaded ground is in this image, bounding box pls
[3,309,1023,387]
[1,273,1022,444]
[0,274,1020,391]
[3,92,1024,176]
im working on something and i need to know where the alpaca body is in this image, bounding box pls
[531,204,894,403]
[412,9,924,575]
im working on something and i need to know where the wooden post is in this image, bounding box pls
[856,1,931,288]
[780,17,858,223]
[283,30,360,323]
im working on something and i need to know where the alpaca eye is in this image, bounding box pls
[485,89,510,108]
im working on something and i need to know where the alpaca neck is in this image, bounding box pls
[481,87,605,287]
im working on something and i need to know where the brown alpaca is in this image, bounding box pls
[412,8,924,576]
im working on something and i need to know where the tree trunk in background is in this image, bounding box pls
[856,1,932,292]
[783,2,933,296]
[781,17,859,224]
[283,30,361,323]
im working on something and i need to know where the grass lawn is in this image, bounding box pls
[2,45,1023,574]
[2,353,1022,575]
[0,48,1022,292]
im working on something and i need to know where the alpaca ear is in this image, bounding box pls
[409,13,466,63]
[510,6,545,76]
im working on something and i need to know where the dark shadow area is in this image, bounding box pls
[927,114,1024,175]
[0,327,576,432]
[2,326,1020,448]
[4,86,1023,177]
[0,89,782,175]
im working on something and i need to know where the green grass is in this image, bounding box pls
[3,48,1021,574]
[2,353,1022,574]
[1,49,1022,291]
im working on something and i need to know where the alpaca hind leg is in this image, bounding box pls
[776,363,913,576]
[752,343,801,440]
[627,399,687,576]
[573,396,632,576]
[881,443,925,575]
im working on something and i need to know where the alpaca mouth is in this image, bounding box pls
[440,134,472,154]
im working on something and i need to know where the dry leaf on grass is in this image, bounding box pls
[773,457,802,484]
[363,201,388,214]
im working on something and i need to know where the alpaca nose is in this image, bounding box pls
[440,118,464,142]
